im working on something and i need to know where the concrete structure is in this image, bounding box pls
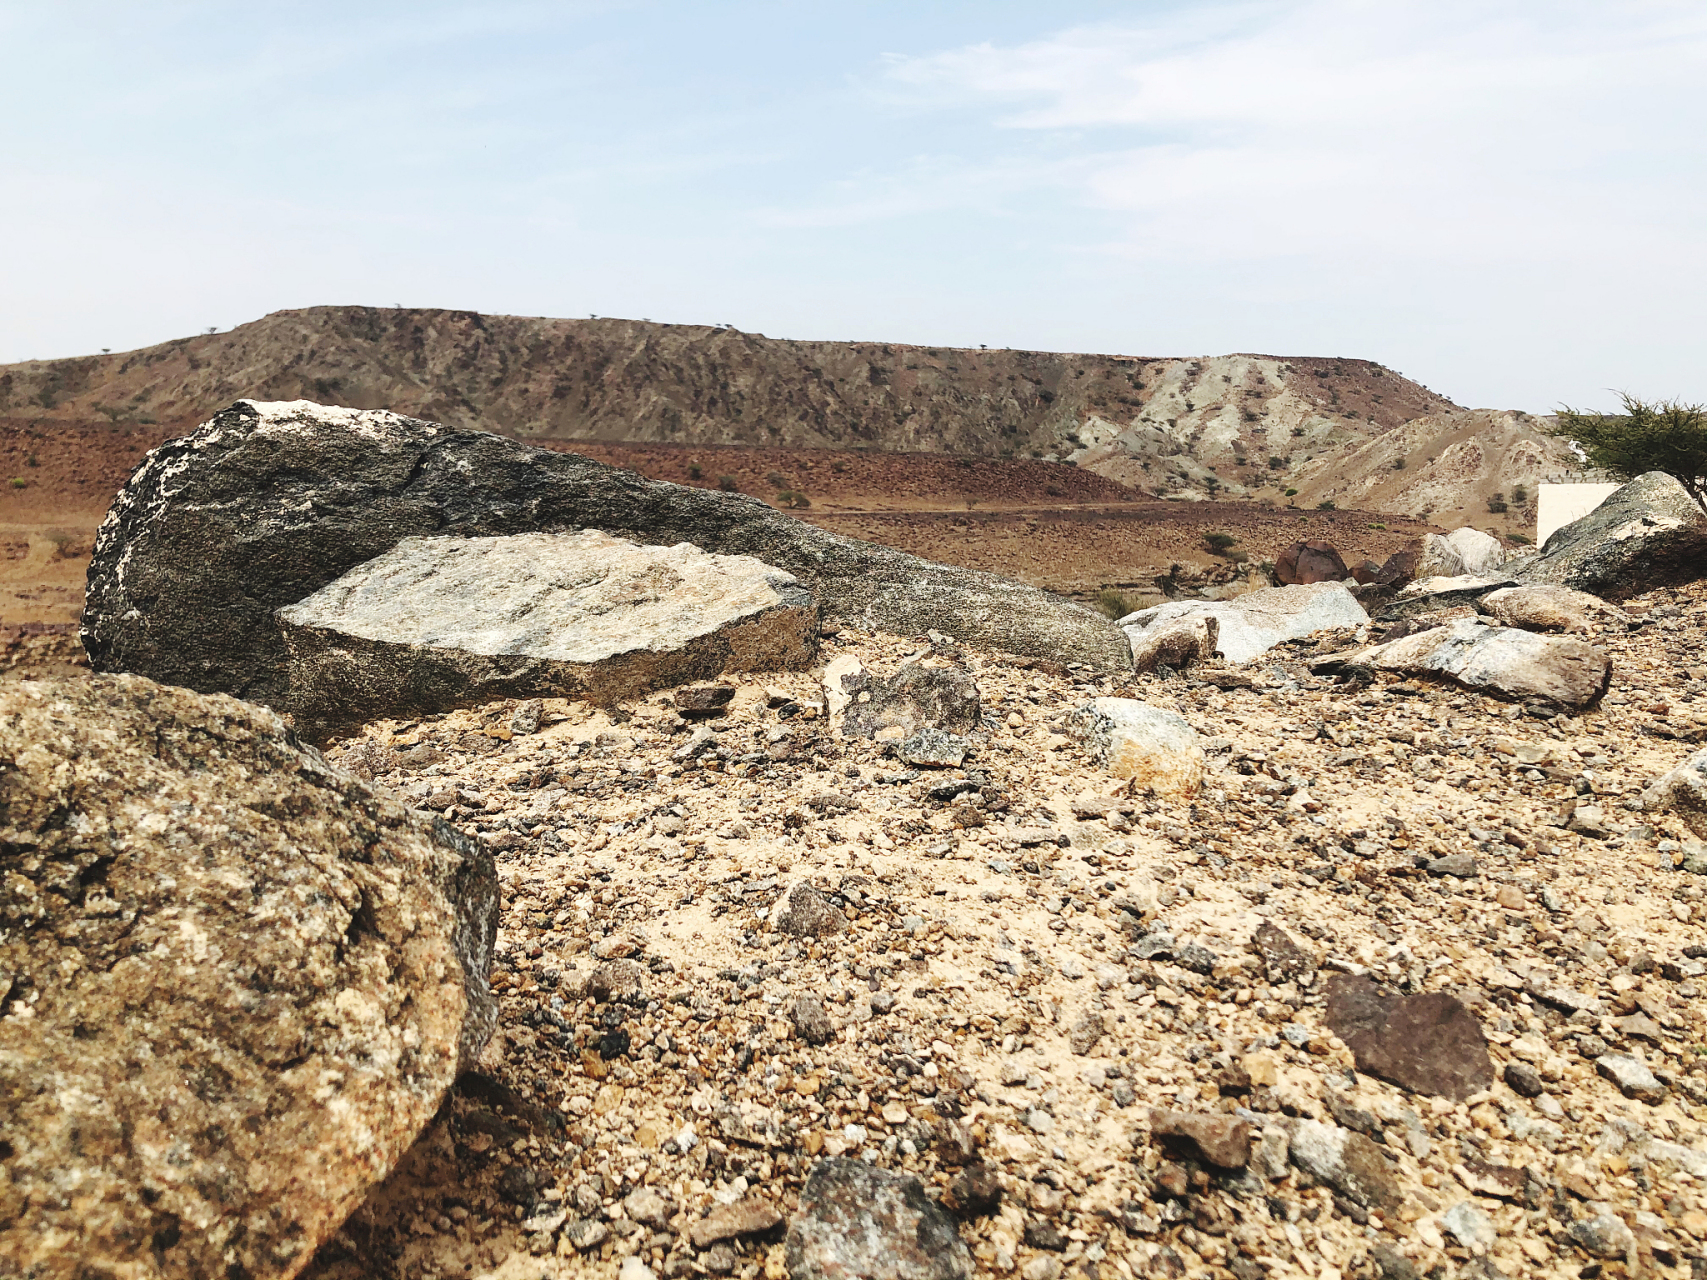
[1537,482,1621,547]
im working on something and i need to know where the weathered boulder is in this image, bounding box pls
[1358,617,1610,709]
[1149,1110,1253,1170]
[1415,534,1468,580]
[1516,471,1707,598]
[1349,558,1383,585]
[84,400,1131,706]
[785,1159,971,1280]
[1444,527,1506,575]
[1639,747,1707,838]
[276,530,817,738]
[1128,613,1218,673]
[1324,975,1493,1101]
[1275,540,1348,585]
[0,675,497,1278]
[1479,584,1628,633]
[1068,699,1203,797]
[1119,582,1367,666]
[1375,543,1421,588]
[837,661,981,739]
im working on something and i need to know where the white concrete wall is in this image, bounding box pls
[1537,482,1621,547]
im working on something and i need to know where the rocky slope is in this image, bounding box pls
[290,579,1707,1280]
[0,307,1468,498]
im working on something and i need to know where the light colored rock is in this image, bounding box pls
[1517,471,1707,598]
[1068,698,1204,797]
[1127,613,1218,673]
[1439,1201,1496,1250]
[1480,584,1629,632]
[1416,534,1468,579]
[0,674,498,1279]
[1119,581,1367,666]
[1360,617,1611,709]
[1286,1120,1404,1209]
[277,530,818,737]
[823,654,866,721]
[1597,1053,1667,1104]
[1445,527,1507,575]
[1639,747,1707,839]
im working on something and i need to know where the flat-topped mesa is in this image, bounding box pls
[82,400,1131,705]
[278,531,819,739]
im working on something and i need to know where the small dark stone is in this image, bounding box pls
[598,1028,631,1059]
[1504,1061,1544,1098]
[942,1163,1002,1218]
[1024,1221,1068,1252]
[1250,922,1315,984]
[786,993,836,1046]
[1370,1245,1420,1280]
[497,1165,539,1206]
[675,685,736,714]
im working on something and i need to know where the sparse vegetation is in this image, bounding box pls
[1202,531,1238,555]
[765,471,788,489]
[1284,487,1299,497]
[717,474,739,492]
[1267,456,1286,470]
[1508,531,1533,545]
[9,478,25,490]
[1316,500,1335,510]
[1511,483,1529,504]
[1093,588,1137,620]
[1392,457,1406,470]
[687,463,702,480]
[1486,493,1509,514]
[1553,393,1707,512]
[774,490,811,509]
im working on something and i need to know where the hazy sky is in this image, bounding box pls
[4,1,1703,410]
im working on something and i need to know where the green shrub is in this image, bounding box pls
[1093,588,1137,619]
[766,471,788,489]
[1203,531,1238,555]
[687,463,702,480]
[1486,495,1508,514]
[9,478,25,490]
[1392,457,1405,470]
[717,475,739,492]
[1316,500,1335,510]
[775,490,811,509]
[1553,393,1707,512]
[1510,484,1528,503]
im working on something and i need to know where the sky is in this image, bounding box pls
[3,0,1704,411]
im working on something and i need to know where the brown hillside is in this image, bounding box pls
[0,307,1461,499]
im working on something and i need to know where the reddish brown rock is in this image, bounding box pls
[1324,975,1493,1101]
[1149,1109,1253,1170]
[1276,540,1350,585]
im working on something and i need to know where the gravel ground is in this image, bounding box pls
[303,580,1707,1280]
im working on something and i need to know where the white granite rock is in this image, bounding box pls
[1119,582,1367,666]
[1068,698,1204,797]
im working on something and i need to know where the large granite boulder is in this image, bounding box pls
[277,530,817,739]
[1119,581,1368,665]
[0,675,497,1278]
[1415,534,1468,580]
[84,401,1130,707]
[1444,527,1506,576]
[1356,617,1610,709]
[1516,471,1707,598]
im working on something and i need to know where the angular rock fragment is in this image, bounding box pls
[787,993,836,1046]
[841,662,981,739]
[1443,527,1507,576]
[84,401,1129,705]
[0,674,498,1278]
[1119,582,1368,666]
[1250,922,1316,985]
[689,1196,783,1249]
[1069,1011,1105,1056]
[1068,698,1204,798]
[1128,613,1219,674]
[1479,584,1627,633]
[587,959,648,1005]
[675,683,737,714]
[1516,471,1707,598]
[942,1164,1002,1218]
[1596,1053,1667,1104]
[894,727,971,767]
[1358,617,1611,709]
[772,882,849,938]
[1324,975,1493,1101]
[1569,1212,1637,1259]
[785,1158,972,1280]
[1439,1201,1496,1249]
[1148,1110,1253,1170]
[1287,1120,1404,1210]
[277,531,817,738]
[1639,746,1707,839]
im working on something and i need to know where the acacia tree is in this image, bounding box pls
[1552,393,1707,513]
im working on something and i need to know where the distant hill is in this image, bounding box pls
[1,306,1480,499]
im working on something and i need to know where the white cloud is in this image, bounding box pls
[876,1,1707,266]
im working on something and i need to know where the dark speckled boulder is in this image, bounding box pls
[82,400,1130,706]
